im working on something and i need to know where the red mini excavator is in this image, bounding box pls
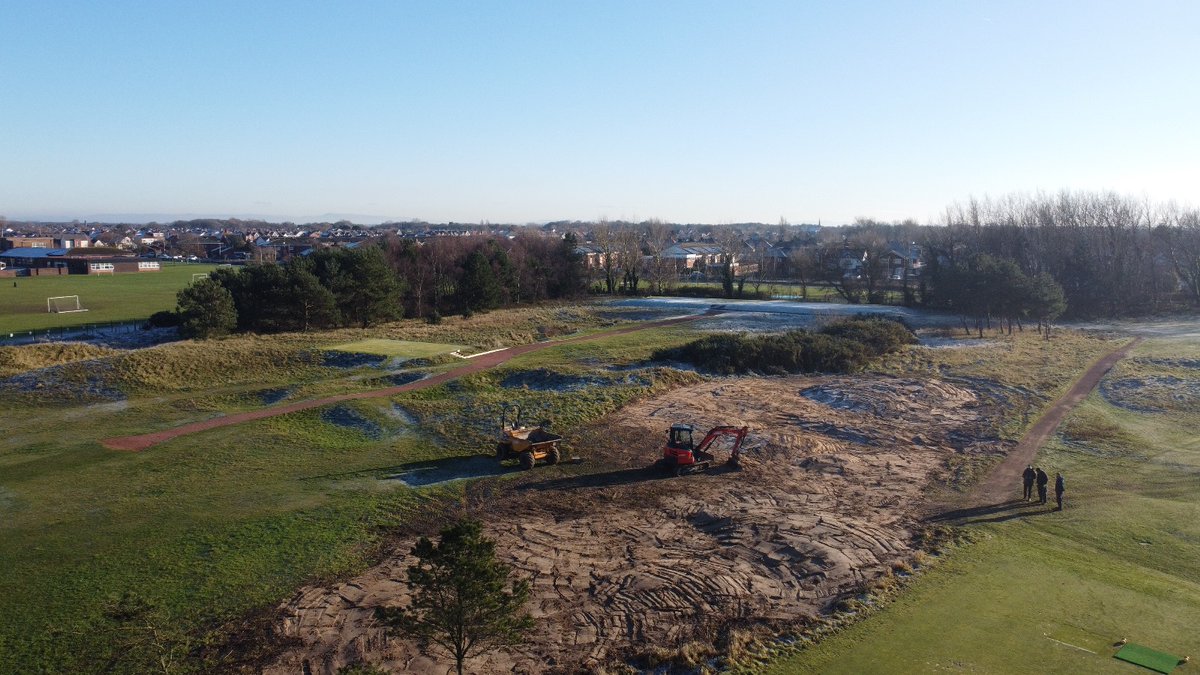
[656,424,749,476]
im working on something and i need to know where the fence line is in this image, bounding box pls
[0,319,148,346]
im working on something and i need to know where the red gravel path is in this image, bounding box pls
[101,313,713,452]
[966,337,1142,506]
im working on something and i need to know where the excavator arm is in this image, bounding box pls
[695,425,749,465]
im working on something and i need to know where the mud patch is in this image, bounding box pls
[1100,375,1200,413]
[383,456,509,488]
[919,336,999,349]
[362,371,428,388]
[1132,357,1200,370]
[257,388,293,405]
[320,406,383,440]
[319,351,387,369]
[0,360,125,403]
[500,368,648,392]
[385,403,419,426]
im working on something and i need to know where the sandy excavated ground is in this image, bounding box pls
[268,375,1001,674]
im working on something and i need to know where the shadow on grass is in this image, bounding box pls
[927,498,1061,525]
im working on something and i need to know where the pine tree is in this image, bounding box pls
[376,520,533,675]
[176,278,237,339]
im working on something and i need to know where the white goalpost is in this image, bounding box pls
[192,273,208,283]
[47,295,89,314]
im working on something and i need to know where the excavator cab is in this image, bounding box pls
[667,424,694,451]
[658,424,748,476]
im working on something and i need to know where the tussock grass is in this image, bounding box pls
[326,338,466,358]
[0,342,120,378]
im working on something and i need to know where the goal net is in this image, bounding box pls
[47,295,89,313]
[192,273,208,283]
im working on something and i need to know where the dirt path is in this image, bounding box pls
[951,337,1142,509]
[101,313,713,452]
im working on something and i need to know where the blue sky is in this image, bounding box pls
[1,1,1197,224]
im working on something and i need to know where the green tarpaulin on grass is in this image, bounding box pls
[1115,643,1182,674]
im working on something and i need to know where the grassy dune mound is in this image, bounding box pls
[0,342,121,378]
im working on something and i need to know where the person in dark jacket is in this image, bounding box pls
[1055,473,1065,510]
[1022,465,1037,501]
[1036,467,1049,504]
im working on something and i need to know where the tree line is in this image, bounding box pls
[925,191,1200,318]
[174,234,584,338]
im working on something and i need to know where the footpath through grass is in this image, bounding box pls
[0,263,219,333]
[767,337,1200,674]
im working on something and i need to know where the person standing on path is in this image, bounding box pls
[1022,465,1037,501]
[1055,473,1065,510]
[1036,467,1050,505]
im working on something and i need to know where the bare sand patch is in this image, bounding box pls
[267,375,997,674]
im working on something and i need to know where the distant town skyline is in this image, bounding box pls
[3,1,1198,225]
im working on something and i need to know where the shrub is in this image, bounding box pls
[653,317,915,375]
[426,309,442,325]
[819,316,917,354]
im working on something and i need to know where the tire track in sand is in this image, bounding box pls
[101,312,715,452]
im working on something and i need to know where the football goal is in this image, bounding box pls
[192,273,208,283]
[47,295,89,313]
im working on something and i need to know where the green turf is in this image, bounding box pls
[766,338,1200,674]
[0,263,220,333]
[326,338,467,358]
[1115,643,1182,674]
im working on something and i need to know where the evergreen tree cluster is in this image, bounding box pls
[175,236,586,339]
[927,253,1066,335]
[176,246,402,338]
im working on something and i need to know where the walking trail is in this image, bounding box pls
[102,313,713,452]
[937,336,1142,515]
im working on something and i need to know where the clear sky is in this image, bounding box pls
[2,1,1197,225]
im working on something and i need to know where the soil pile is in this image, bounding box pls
[266,375,999,674]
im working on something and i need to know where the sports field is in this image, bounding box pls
[767,338,1200,674]
[0,263,220,333]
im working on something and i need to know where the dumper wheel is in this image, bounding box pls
[547,447,561,465]
[495,442,509,460]
[519,452,535,470]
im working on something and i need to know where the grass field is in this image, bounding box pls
[327,338,466,358]
[0,305,691,673]
[0,263,219,333]
[766,338,1200,674]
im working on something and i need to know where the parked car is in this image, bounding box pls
[187,255,199,262]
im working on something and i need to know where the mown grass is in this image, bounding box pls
[0,264,220,333]
[765,337,1200,674]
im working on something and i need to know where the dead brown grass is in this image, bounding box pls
[0,342,121,378]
